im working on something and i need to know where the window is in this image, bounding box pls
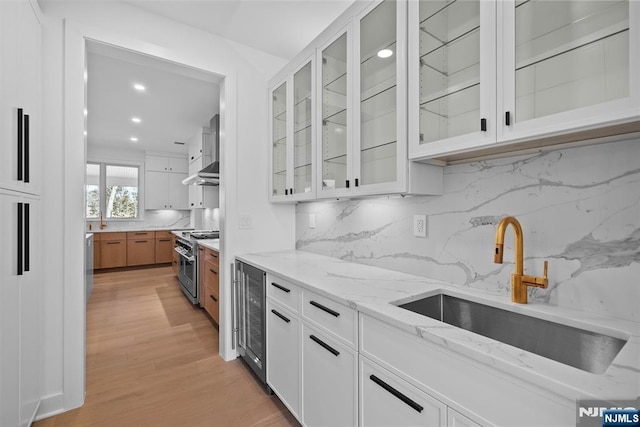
[86,162,140,219]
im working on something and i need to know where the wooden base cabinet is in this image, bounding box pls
[126,232,155,266]
[100,233,127,269]
[155,231,173,264]
[201,247,220,323]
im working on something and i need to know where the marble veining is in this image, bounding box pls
[236,250,640,401]
[296,139,640,323]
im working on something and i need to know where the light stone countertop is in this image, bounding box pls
[91,227,192,233]
[236,250,640,403]
[196,239,219,251]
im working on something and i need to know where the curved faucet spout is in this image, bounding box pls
[494,216,523,275]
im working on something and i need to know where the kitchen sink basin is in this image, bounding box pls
[398,293,627,374]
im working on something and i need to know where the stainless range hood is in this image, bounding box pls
[182,114,220,186]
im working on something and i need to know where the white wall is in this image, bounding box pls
[296,139,640,323]
[38,2,295,419]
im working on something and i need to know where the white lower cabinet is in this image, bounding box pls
[447,408,481,427]
[0,190,41,427]
[360,355,446,426]
[302,323,357,427]
[266,300,301,420]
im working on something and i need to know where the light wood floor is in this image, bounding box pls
[35,266,299,427]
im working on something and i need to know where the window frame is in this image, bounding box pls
[85,159,145,221]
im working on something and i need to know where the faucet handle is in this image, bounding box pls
[543,260,548,279]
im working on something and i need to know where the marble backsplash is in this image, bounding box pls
[86,209,191,232]
[296,139,640,323]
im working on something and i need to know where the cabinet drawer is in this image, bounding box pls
[203,286,219,324]
[203,261,219,295]
[360,355,446,427]
[155,230,173,239]
[267,274,301,314]
[127,231,154,239]
[302,290,357,349]
[100,232,126,241]
[203,248,219,267]
[359,314,573,426]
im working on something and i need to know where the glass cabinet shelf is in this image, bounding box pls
[514,0,629,122]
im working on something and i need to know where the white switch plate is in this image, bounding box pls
[309,213,316,229]
[413,214,427,237]
[239,215,253,229]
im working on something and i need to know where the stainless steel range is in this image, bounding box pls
[174,230,219,304]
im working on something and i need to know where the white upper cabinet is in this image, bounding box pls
[499,0,639,142]
[409,0,640,162]
[0,0,41,195]
[408,0,497,159]
[269,56,317,202]
[316,0,443,200]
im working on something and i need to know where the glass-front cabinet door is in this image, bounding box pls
[269,56,316,202]
[499,0,638,142]
[318,29,351,198]
[408,0,496,160]
[293,61,315,199]
[270,80,288,200]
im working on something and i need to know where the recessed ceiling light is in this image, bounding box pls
[83,131,87,136]
[377,49,393,58]
[130,137,138,142]
[83,108,88,116]
[133,83,146,92]
[131,117,141,123]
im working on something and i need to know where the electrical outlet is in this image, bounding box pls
[413,214,427,237]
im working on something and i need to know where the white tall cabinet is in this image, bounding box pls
[0,1,42,425]
[144,154,189,210]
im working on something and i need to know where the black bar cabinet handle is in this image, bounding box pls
[271,309,290,323]
[271,282,291,293]
[17,203,23,276]
[310,300,340,317]
[24,114,29,183]
[135,240,146,243]
[209,268,218,275]
[17,108,23,181]
[481,118,487,132]
[24,203,30,272]
[210,294,218,302]
[290,188,293,195]
[106,241,120,245]
[355,178,359,187]
[309,334,339,356]
[369,375,424,413]
[505,111,511,126]
[346,180,350,188]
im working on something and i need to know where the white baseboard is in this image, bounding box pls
[34,393,65,421]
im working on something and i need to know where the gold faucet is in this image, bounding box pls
[494,216,548,304]
[99,211,106,230]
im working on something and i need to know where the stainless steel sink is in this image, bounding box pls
[398,293,627,374]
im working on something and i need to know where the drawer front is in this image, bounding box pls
[155,230,173,239]
[127,231,154,239]
[203,285,219,323]
[126,239,155,266]
[100,232,127,241]
[359,314,573,426]
[267,274,301,314]
[204,261,219,295]
[303,290,357,349]
[204,248,219,267]
[360,355,446,427]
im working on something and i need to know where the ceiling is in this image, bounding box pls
[125,0,356,60]
[85,0,356,155]
[87,41,222,154]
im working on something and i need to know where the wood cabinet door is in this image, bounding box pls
[126,239,155,266]
[155,237,173,264]
[100,240,127,268]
